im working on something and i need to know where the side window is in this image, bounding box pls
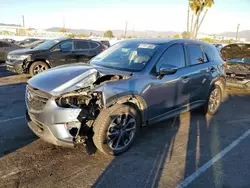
[157,44,185,69]
[0,42,3,48]
[1,42,10,47]
[186,44,204,66]
[60,41,73,51]
[90,42,99,49]
[203,45,215,62]
[75,41,90,50]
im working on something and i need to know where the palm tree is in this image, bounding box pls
[188,0,215,39]
[196,0,214,34]
[187,3,190,38]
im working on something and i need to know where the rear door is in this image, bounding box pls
[73,40,95,63]
[184,44,212,103]
[48,40,76,67]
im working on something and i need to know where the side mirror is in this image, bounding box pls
[159,65,177,75]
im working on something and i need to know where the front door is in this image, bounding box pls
[142,44,190,121]
[48,40,77,67]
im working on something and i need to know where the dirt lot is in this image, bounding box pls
[1,66,250,188]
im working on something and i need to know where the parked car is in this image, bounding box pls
[2,38,16,43]
[0,40,22,62]
[16,38,40,46]
[6,38,106,75]
[25,39,226,155]
[100,40,110,48]
[221,43,250,89]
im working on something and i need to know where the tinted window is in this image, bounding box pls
[60,41,73,51]
[90,42,159,72]
[203,45,215,62]
[0,42,3,47]
[75,41,89,50]
[157,44,185,69]
[2,42,10,47]
[186,45,204,65]
[35,39,59,50]
[90,42,99,49]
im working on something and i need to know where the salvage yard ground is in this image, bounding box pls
[1,64,250,188]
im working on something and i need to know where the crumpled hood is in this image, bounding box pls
[28,63,131,96]
[221,43,250,60]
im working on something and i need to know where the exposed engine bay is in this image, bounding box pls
[54,74,130,149]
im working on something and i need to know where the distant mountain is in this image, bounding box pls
[46,27,179,37]
[218,30,250,40]
[0,23,20,27]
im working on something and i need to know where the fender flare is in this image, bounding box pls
[105,92,148,125]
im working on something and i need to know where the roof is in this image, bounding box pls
[122,38,209,45]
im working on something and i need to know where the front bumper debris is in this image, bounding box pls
[5,60,24,74]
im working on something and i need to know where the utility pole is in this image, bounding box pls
[22,15,25,28]
[63,16,65,29]
[133,24,135,37]
[124,21,128,38]
[236,24,240,42]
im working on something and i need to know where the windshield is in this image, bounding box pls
[34,39,59,50]
[90,41,159,71]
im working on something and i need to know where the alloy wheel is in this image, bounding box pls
[208,88,221,114]
[107,113,136,151]
[34,64,47,74]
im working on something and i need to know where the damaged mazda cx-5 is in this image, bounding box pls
[25,39,226,155]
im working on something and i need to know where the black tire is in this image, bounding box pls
[29,61,49,76]
[93,104,140,156]
[200,85,222,115]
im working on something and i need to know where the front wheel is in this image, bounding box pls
[201,85,222,115]
[93,104,140,156]
[29,61,49,76]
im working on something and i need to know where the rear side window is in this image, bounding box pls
[1,42,10,47]
[203,45,215,62]
[75,41,90,50]
[157,44,185,69]
[186,44,204,66]
[90,42,99,49]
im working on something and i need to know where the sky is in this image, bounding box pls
[0,0,249,34]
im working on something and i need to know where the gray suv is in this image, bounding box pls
[25,39,226,155]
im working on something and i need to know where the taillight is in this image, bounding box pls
[222,62,228,68]
[101,46,106,51]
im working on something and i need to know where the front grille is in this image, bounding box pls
[26,85,51,112]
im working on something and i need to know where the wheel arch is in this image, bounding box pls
[26,59,51,71]
[210,76,226,99]
[105,93,148,126]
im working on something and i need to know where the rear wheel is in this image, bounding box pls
[29,61,49,76]
[93,104,140,155]
[200,85,222,115]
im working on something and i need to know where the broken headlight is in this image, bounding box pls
[55,96,79,108]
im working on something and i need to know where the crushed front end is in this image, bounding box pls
[25,84,103,147]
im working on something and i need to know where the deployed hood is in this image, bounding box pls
[221,43,250,60]
[8,48,46,55]
[28,63,132,96]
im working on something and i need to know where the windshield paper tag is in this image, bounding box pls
[138,44,156,49]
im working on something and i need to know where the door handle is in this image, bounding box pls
[181,76,190,83]
[209,66,216,72]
